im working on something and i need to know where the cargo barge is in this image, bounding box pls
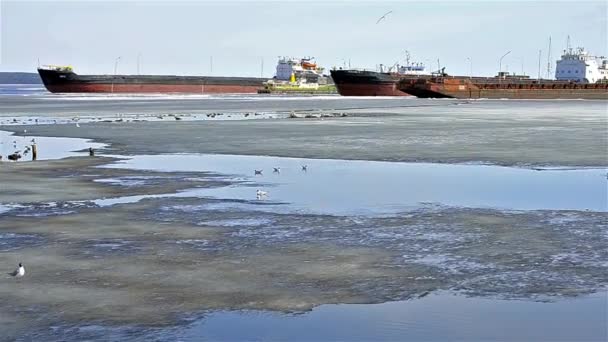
[37,66,266,94]
[333,47,608,99]
[399,73,608,99]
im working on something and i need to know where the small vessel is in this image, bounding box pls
[37,65,267,94]
[259,57,335,94]
[273,56,328,84]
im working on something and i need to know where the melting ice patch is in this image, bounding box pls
[200,218,274,227]
[0,232,45,251]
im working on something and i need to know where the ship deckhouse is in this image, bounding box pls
[275,57,325,83]
[555,47,607,83]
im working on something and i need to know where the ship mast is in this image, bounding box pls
[546,36,552,79]
[537,49,542,81]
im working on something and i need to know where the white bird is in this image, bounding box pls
[273,167,281,173]
[256,189,268,198]
[376,10,393,24]
[10,263,25,277]
[76,123,80,128]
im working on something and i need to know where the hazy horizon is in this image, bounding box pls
[1,0,606,78]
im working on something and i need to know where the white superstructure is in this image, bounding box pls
[385,51,429,76]
[275,57,325,82]
[555,47,607,83]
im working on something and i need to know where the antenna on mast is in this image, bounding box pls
[260,57,264,78]
[546,36,552,79]
[566,35,571,53]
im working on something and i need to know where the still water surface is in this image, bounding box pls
[105,153,607,215]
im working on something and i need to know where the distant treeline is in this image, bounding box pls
[0,72,42,84]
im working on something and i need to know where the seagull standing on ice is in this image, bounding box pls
[256,189,268,199]
[10,263,25,278]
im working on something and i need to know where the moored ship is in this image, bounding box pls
[330,69,406,96]
[334,47,608,99]
[399,72,608,99]
[331,52,428,96]
[37,66,267,94]
[259,56,336,94]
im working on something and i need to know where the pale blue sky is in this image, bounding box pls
[1,0,606,77]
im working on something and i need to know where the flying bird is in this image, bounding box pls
[273,167,281,173]
[376,10,392,24]
[301,165,308,171]
[9,263,25,277]
[254,169,263,175]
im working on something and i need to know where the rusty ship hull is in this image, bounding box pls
[399,77,608,100]
[330,69,410,96]
[38,68,266,94]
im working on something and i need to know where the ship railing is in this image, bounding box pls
[399,74,608,89]
[39,64,73,72]
[333,67,377,72]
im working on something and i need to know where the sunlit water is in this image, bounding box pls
[0,130,105,160]
[103,153,607,215]
[182,292,607,342]
[28,292,607,341]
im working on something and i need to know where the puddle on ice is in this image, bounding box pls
[34,291,607,342]
[179,292,607,342]
[103,154,607,215]
[0,130,105,160]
